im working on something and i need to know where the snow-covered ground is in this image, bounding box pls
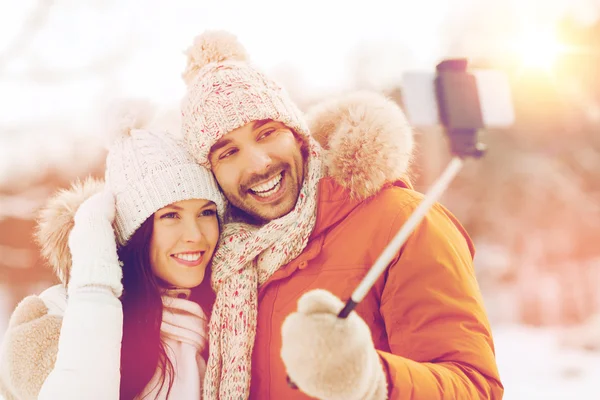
[494,324,600,399]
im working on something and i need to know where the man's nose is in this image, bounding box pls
[244,146,272,175]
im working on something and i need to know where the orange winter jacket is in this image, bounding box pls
[249,177,503,399]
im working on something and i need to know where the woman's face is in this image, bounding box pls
[149,198,219,288]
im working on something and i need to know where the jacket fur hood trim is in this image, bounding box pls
[307,90,414,199]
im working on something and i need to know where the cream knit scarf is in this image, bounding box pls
[203,138,322,399]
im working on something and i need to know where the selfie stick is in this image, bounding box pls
[286,58,490,390]
[337,58,487,319]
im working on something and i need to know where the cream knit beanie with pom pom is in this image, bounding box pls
[104,99,226,245]
[180,30,310,168]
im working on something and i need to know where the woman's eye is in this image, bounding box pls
[160,212,179,219]
[200,209,217,217]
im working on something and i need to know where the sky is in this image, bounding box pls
[0,0,599,185]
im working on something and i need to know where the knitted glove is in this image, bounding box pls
[67,189,122,297]
[281,289,388,400]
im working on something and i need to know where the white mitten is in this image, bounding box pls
[67,188,122,297]
[281,289,388,400]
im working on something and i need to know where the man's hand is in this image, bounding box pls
[281,289,388,400]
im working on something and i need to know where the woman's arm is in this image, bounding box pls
[39,190,124,400]
[38,288,123,400]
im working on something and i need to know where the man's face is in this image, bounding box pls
[209,120,305,224]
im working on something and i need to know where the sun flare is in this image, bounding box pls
[515,29,565,71]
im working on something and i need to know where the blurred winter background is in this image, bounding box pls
[1,0,599,398]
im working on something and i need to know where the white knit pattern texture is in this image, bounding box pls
[68,199,123,297]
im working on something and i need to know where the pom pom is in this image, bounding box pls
[102,98,156,148]
[182,30,248,86]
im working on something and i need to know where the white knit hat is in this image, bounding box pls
[180,30,310,168]
[104,99,226,245]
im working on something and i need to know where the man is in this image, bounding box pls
[181,30,503,399]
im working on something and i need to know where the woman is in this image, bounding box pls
[0,100,226,400]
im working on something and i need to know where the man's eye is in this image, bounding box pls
[258,129,276,140]
[219,149,237,159]
[160,212,179,219]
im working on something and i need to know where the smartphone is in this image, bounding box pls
[401,69,515,129]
